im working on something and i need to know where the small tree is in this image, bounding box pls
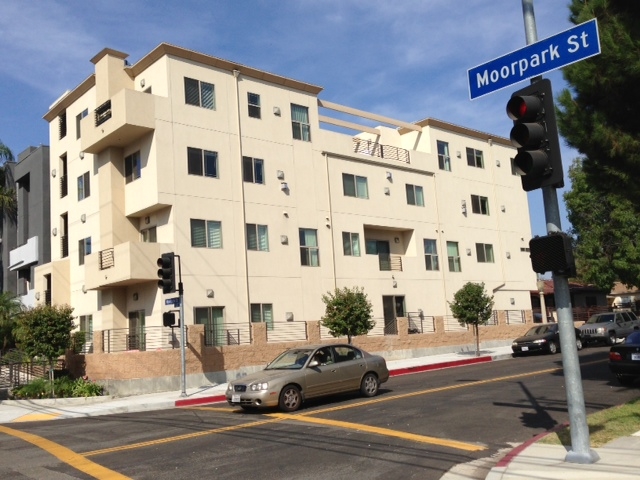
[321,286,374,344]
[449,282,494,357]
[13,304,75,397]
[0,291,24,355]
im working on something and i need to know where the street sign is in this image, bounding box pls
[165,297,180,307]
[468,18,600,100]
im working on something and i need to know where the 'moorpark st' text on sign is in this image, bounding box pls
[468,18,600,100]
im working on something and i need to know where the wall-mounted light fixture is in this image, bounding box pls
[273,106,281,116]
[501,205,506,212]
[206,289,214,298]
[461,200,467,214]
[285,312,294,322]
[506,251,511,259]
[144,216,150,224]
[140,78,145,88]
[456,151,462,158]
[386,171,393,181]
[51,169,57,178]
[277,170,285,180]
[466,248,472,255]
[496,159,501,167]
[35,292,40,300]
[510,298,515,305]
[79,151,85,159]
[52,227,57,236]
[81,214,86,223]
[280,182,288,191]
[280,235,289,245]
[133,293,139,301]
[82,285,87,293]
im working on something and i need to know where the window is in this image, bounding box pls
[424,239,439,271]
[248,92,261,118]
[476,243,495,263]
[188,147,218,178]
[471,195,490,215]
[342,173,368,198]
[447,241,461,272]
[125,151,141,183]
[77,172,90,200]
[251,303,273,330]
[141,227,157,243]
[406,184,424,206]
[184,77,215,109]
[191,219,222,249]
[79,314,93,333]
[79,237,91,265]
[76,108,88,139]
[128,310,146,351]
[195,306,225,346]
[246,224,269,251]
[243,156,264,184]
[437,140,451,171]
[342,232,361,256]
[59,111,67,139]
[60,154,68,198]
[466,147,484,168]
[291,104,311,141]
[299,228,319,266]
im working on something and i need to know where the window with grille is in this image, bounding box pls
[184,77,215,109]
[188,147,218,178]
[191,219,222,248]
[243,156,264,184]
[246,224,269,251]
[299,228,319,266]
[248,92,261,118]
[291,104,311,141]
[424,239,439,271]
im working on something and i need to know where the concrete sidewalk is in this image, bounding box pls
[1,344,639,480]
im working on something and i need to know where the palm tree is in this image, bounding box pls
[0,291,24,355]
[0,140,16,218]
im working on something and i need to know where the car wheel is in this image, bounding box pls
[547,341,558,354]
[607,332,617,346]
[616,374,636,386]
[279,384,302,412]
[360,372,379,397]
[576,337,583,351]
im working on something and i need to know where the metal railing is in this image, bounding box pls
[60,175,68,198]
[505,310,526,324]
[379,254,403,271]
[102,326,187,353]
[61,235,69,258]
[99,248,115,270]
[202,321,251,347]
[407,312,436,334]
[267,322,308,343]
[353,138,410,163]
[443,315,468,332]
[95,100,112,126]
[0,358,65,389]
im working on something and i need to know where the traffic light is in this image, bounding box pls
[157,252,176,294]
[507,78,563,192]
[163,312,176,327]
[529,232,575,277]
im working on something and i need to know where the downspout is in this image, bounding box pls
[324,152,337,290]
[233,70,251,322]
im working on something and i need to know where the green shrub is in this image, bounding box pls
[10,375,103,399]
[71,377,103,397]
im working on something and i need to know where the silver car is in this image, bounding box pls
[226,344,389,412]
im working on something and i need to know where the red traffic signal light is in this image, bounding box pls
[529,233,575,277]
[507,79,564,192]
[157,252,176,294]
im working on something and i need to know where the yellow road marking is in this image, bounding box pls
[268,413,485,451]
[82,417,285,457]
[0,425,130,479]
[13,413,61,422]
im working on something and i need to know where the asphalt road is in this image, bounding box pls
[1,346,638,480]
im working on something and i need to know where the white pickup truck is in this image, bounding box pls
[579,311,640,345]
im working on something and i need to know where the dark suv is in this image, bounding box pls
[579,311,640,345]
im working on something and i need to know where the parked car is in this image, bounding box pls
[579,311,640,346]
[511,323,583,355]
[609,330,640,385]
[225,344,389,412]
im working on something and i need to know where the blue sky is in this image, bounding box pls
[0,0,580,237]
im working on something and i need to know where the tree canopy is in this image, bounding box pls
[556,1,640,289]
[321,286,374,344]
[14,304,76,363]
[0,140,16,218]
[449,282,494,356]
[0,291,23,355]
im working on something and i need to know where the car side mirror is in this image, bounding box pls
[308,360,320,368]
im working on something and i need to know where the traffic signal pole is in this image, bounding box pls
[520,0,598,464]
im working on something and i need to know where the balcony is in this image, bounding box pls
[84,241,162,290]
[353,138,410,163]
[81,89,157,154]
[9,236,38,271]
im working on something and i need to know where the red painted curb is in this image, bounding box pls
[496,422,569,468]
[175,354,500,407]
[389,355,493,377]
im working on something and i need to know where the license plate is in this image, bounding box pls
[522,346,529,352]
[632,353,640,361]
[232,394,241,402]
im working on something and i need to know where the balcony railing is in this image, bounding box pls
[95,100,112,126]
[61,235,69,258]
[379,254,403,271]
[60,175,68,198]
[103,326,186,353]
[203,321,252,346]
[353,138,410,163]
[100,248,115,270]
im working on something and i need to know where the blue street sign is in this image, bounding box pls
[165,297,180,307]
[468,18,600,100]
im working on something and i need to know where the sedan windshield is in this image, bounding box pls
[525,325,555,336]
[585,314,614,324]
[265,349,314,370]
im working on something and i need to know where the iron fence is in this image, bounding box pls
[0,359,65,389]
[407,312,436,334]
[102,326,187,353]
[443,315,468,332]
[505,310,526,324]
[267,322,308,343]
[202,321,251,347]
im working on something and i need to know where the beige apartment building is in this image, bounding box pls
[36,44,536,349]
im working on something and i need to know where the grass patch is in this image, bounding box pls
[539,397,640,447]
